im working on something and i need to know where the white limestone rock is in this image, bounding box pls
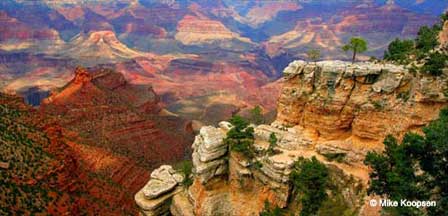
[142,165,184,199]
[191,125,230,184]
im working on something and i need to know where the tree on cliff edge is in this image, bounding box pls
[342,37,368,63]
[364,108,448,215]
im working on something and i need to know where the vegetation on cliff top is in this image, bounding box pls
[384,12,447,76]
[0,94,74,215]
[342,37,368,63]
[365,108,448,215]
[225,115,255,158]
[175,160,193,187]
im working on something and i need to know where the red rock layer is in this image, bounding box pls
[0,93,138,215]
[0,12,59,41]
[39,67,194,213]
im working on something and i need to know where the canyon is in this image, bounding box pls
[1,66,195,215]
[1,0,445,122]
[1,1,448,215]
[136,60,448,215]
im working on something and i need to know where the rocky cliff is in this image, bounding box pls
[276,60,448,162]
[135,60,448,215]
[440,21,448,49]
[39,67,194,214]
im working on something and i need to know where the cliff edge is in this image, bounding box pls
[135,60,448,216]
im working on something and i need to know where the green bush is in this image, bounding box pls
[397,91,411,102]
[415,25,441,54]
[290,157,329,216]
[421,52,448,76]
[225,115,255,158]
[175,160,193,187]
[259,200,286,216]
[267,133,282,156]
[383,38,415,64]
[364,108,448,215]
[250,105,265,125]
[322,153,346,163]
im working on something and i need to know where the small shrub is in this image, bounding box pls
[372,100,385,110]
[259,200,286,216]
[421,52,448,76]
[250,105,265,125]
[225,115,255,158]
[397,91,410,102]
[267,133,282,156]
[383,38,415,64]
[175,160,193,187]
[252,161,263,170]
[415,25,440,54]
[307,49,321,63]
[322,153,346,163]
[290,156,329,216]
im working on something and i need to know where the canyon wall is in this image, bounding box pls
[276,60,448,162]
[135,60,448,215]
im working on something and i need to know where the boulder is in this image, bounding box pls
[135,165,185,215]
[192,125,229,184]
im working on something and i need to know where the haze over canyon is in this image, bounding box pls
[1,0,448,215]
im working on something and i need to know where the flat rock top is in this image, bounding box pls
[284,60,406,75]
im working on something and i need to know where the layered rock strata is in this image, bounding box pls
[191,125,229,184]
[139,121,367,215]
[136,60,448,216]
[276,60,448,162]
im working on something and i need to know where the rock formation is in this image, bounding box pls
[135,165,185,216]
[276,60,447,162]
[136,60,448,215]
[440,21,448,49]
[39,67,194,215]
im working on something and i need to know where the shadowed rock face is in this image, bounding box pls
[0,93,146,215]
[37,67,194,214]
[41,67,194,168]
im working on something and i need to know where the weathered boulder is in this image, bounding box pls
[135,187,183,216]
[192,125,228,184]
[142,165,184,199]
[135,165,185,216]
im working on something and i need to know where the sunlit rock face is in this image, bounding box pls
[136,59,448,216]
[276,60,448,160]
[440,21,448,49]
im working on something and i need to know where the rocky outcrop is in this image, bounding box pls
[39,68,194,215]
[136,60,447,216]
[135,165,185,216]
[276,60,448,161]
[440,21,448,49]
[139,122,366,215]
[192,124,229,184]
